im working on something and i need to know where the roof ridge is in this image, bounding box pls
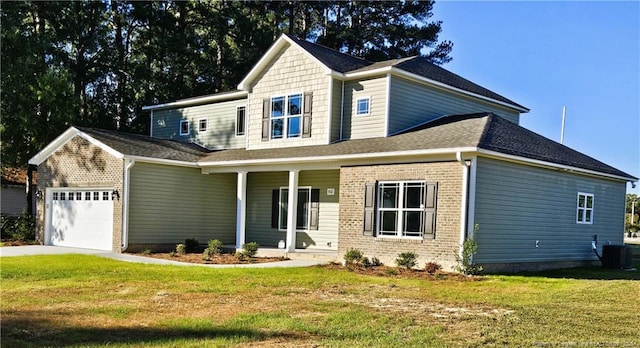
[284,33,370,64]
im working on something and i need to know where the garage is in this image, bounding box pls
[47,188,114,251]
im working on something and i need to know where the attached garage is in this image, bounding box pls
[46,188,114,251]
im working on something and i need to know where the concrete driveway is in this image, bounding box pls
[0,245,324,268]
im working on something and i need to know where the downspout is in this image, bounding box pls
[121,158,136,251]
[339,80,345,140]
[456,152,471,259]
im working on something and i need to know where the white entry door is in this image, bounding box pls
[47,189,114,251]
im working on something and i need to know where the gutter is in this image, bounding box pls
[121,158,136,252]
[456,152,471,260]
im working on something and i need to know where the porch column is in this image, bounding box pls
[235,171,247,249]
[286,170,299,252]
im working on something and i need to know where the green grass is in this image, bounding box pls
[1,254,639,347]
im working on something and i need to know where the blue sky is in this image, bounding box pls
[433,1,639,195]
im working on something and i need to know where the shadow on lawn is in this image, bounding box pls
[492,258,640,281]
[1,316,306,347]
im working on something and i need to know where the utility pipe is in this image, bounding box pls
[121,158,135,251]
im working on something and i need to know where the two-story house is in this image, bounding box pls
[29,34,636,272]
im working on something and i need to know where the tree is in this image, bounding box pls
[626,194,639,233]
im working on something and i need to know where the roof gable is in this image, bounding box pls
[28,127,124,166]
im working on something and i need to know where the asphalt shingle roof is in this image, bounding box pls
[79,113,634,180]
[77,127,211,162]
[285,34,370,73]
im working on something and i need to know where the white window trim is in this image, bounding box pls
[271,93,303,140]
[236,105,246,137]
[576,192,594,224]
[356,96,371,116]
[278,186,312,232]
[179,120,189,136]
[377,180,426,239]
[197,118,207,133]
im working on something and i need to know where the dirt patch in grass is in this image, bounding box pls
[129,252,288,264]
[322,263,481,281]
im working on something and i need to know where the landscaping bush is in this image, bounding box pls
[175,243,186,255]
[184,238,200,253]
[370,257,383,267]
[454,235,483,275]
[207,239,223,255]
[343,248,364,264]
[425,262,442,274]
[202,248,212,261]
[242,242,259,258]
[395,252,418,269]
[1,211,35,242]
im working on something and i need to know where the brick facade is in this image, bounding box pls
[35,136,124,252]
[338,161,464,270]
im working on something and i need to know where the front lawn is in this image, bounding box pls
[1,255,639,347]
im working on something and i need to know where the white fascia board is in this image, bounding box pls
[125,155,199,168]
[198,147,478,168]
[477,149,636,182]
[238,35,333,91]
[28,127,124,165]
[332,67,529,114]
[142,91,247,111]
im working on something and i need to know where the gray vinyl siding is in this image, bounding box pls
[1,186,27,216]
[342,76,388,140]
[472,157,626,264]
[246,170,339,249]
[330,78,344,142]
[388,76,520,135]
[128,163,237,244]
[152,98,247,150]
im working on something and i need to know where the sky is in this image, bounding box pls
[433,1,639,195]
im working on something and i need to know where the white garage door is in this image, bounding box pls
[48,189,114,251]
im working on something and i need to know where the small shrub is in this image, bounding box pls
[207,239,223,255]
[395,252,418,269]
[184,238,200,253]
[202,248,212,261]
[384,268,398,276]
[425,262,442,274]
[176,243,186,255]
[235,250,247,261]
[242,242,259,258]
[141,249,152,255]
[361,257,371,267]
[370,257,383,267]
[454,225,483,275]
[168,251,177,257]
[343,248,364,264]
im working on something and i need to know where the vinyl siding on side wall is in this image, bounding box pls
[472,157,626,265]
[388,76,520,135]
[342,76,388,140]
[128,162,237,245]
[152,98,247,150]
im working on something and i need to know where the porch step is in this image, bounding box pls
[256,248,338,263]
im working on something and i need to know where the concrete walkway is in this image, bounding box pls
[0,245,326,268]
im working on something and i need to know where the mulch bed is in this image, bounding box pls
[322,263,481,281]
[130,252,288,264]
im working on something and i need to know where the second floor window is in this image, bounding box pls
[356,97,370,116]
[180,120,189,135]
[198,118,207,132]
[271,93,302,139]
[236,106,246,136]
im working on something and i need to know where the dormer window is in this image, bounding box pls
[356,97,371,116]
[180,120,189,135]
[271,93,302,139]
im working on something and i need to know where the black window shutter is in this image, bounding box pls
[262,99,270,141]
[424,182,438,238]
[310,189,320,230]
[363,183,376,236]
[302,92,313,138]
[271,189,279,228]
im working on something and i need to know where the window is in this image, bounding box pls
[198,118,207,133]
[279,188,311,230]
[180,120,189,135]
[60,192,66,201]
[378,181,426,237]
[577,192,594,224]
[53,192,59,201]
[93,192,99,201]
[356,97,370,116]
[69,192,74,200]
[85,191,91,200]
[103,191,110,201]
[236,106,246,136]
[76,192,82,200]
[271,93,302,139]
